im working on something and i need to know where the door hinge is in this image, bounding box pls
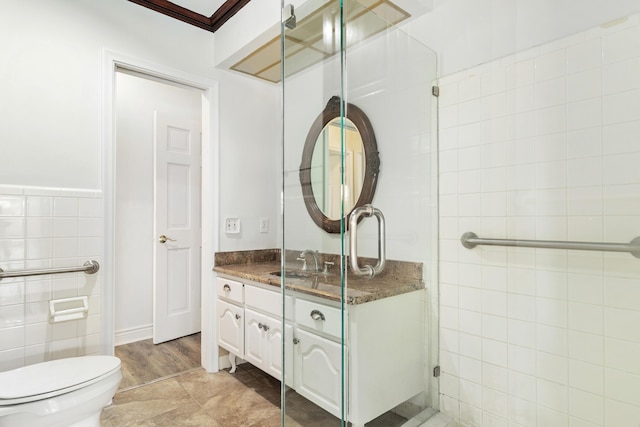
[432,85,440,97]
[283,4,296,29]
[433,365,441,377]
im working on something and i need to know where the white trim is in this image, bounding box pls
[114,324,153,346]
[102,50,220,372]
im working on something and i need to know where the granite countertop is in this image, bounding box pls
[213,249,424,305]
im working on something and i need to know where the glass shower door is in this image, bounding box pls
[281,1,438,425]
[281,1,348,424]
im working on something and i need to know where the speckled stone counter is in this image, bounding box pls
[213,249,424,305]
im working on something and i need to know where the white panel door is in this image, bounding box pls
[153,111,201,344]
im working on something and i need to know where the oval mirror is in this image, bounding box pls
[299,96,380,233]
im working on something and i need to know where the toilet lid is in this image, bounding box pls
[0,356,120,403]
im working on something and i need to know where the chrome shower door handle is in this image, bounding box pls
[348,204,386,278]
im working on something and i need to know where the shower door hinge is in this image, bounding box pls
[433,365,441,377]
[283,4,296,29]
[432,86,440,97]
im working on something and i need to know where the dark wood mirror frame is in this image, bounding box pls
[299,96,380,233]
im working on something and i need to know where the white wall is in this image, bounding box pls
[407,0,640,76]
[0,0,216,190]
[217,70,280,252]
[437,14,640,426]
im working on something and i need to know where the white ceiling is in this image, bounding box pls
[172,0,228,17]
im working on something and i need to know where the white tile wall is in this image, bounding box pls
[0,186,102,371]
[438,13,640,427]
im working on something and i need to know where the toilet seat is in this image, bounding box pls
[0,356,121,405]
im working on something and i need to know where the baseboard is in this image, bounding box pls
[114,324,153,346]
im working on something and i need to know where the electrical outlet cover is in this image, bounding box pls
[259,217,269,233]
[225,217,240,234]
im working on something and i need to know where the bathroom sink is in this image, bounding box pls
[270,270,312,279]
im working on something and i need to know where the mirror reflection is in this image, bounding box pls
[310,118,365,220]
[299,96,379,233]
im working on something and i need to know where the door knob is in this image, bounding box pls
[158,235,176,244]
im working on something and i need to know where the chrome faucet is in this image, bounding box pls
[298,249,320,272]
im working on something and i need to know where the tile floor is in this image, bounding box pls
[101,335,407,426]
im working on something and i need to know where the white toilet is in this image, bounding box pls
[0,356,121,427]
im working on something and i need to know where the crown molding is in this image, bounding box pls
[128,0,251,33]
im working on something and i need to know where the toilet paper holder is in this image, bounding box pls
[49,296,89,323]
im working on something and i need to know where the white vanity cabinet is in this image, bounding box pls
[293,290,425,427]
[215,274,425,427]
[216,276,293,381]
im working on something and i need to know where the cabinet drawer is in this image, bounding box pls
[295,298,342,340]
[245,285,293,319]
[245,285,280,317]
[216,277,243,303]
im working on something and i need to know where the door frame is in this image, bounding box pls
[101,50,220,372]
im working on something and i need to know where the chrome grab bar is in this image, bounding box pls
[0,260,100,281]
[461,232,640,259]
[349,204,386,278]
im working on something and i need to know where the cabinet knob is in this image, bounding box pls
[223,284,231,292]
[235,314,241,320]
[258,322,264,330]
[293,338,299,345]
[310,309,325,321]
[263,324,270,331]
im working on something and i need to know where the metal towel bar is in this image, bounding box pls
[0,260,100,281]
[461,232,640,259]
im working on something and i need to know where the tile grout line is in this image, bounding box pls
[115,366,204,394]
[173,371,224,427]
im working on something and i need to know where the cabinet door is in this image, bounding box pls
[244,308,266,367]
[265,319,294,386]
[294,328,343,418]
[217,300,244,356]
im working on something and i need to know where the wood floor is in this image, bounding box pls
[101,334,407,426]
[114,333,201,390]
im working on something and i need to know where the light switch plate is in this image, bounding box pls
[225,217,240,234]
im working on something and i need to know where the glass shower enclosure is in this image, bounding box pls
[281,0,438,425]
